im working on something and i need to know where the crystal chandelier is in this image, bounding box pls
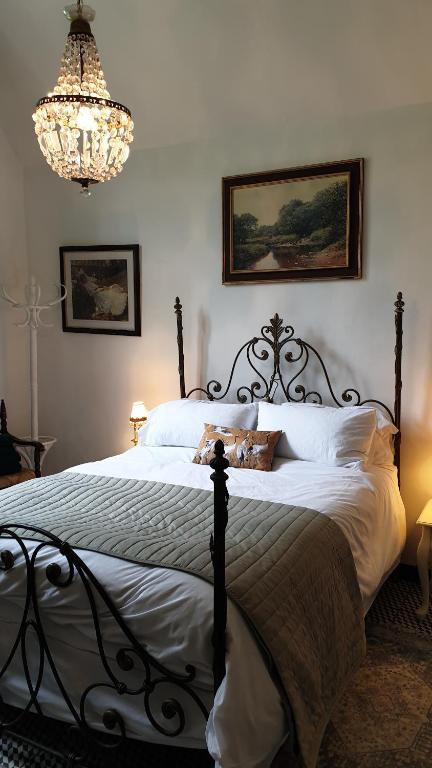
[33,1,133,195]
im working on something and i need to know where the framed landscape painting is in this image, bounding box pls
[222,158,363,284]
[60,244,141,335]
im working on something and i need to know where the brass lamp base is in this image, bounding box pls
[130,417,146,446]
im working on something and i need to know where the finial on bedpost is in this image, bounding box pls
[0,400,7,434]
[174,297,186,399]
[394,292,404,486]
[210,439,229,695]
[210,439,229,474]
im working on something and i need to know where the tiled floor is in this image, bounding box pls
[319,573,432,767]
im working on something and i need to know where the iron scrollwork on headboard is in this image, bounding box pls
[174,293,404,481]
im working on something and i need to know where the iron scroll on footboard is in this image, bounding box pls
[0,475,229,761]
[0,523,213,763]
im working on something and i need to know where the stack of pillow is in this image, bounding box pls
[138,399,397,472]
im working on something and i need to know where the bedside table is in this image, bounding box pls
[416,500,432,618]
[0,468,36,490]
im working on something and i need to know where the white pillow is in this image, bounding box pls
[138,399,258,448]
[257,401,377,467]
[369,409,398,467]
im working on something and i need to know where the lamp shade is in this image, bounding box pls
[417,499,432,527]
[130,401,148,421]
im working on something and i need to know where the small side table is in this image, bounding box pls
[16,436,56,473]
[0,468,36,490]
[416,500,432,618]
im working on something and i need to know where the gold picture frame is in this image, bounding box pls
[222,158,363,284]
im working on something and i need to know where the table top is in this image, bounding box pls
[417,499,432,526]
[0,468,36,489]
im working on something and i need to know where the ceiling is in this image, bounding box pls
[1,0,432,168]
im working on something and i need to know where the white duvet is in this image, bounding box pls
[0,447,406,768]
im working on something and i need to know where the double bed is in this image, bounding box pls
[0,294,406,768]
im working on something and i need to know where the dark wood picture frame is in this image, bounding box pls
[59,244,141,336]
[222,158,363,284]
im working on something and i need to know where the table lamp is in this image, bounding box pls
[130,401,148,446]
[416,499,432,618]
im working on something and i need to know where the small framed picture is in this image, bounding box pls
[59,245,141,336]
[222,158,363,284]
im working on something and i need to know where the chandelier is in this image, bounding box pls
[32,1,133,195]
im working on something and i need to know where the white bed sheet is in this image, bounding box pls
[1,447,406,768]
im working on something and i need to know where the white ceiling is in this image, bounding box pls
[1,0,432,167]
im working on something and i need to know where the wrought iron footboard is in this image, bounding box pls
[0,442,230,766]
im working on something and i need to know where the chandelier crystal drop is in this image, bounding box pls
[32,1,134,195]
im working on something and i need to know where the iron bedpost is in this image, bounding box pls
[394,291,404,487]
[0,399,7,434]
[174,297,186,399]
[209,439,229,695]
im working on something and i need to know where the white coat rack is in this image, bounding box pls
[0,277,66,442]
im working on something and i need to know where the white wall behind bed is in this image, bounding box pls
[0,125,29,435]
[23,101,432,564]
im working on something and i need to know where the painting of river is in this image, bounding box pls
[223,160,363,283]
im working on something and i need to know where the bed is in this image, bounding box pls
[0,293,406,768]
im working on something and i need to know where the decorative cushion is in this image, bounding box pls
[0,434,22,476]
[193,424,282,472]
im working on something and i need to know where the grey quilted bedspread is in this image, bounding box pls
[0,471,365,768]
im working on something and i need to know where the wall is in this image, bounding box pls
[0,125,29,433]
[25,101,432,563]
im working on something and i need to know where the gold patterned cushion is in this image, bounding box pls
[193,424,282,472]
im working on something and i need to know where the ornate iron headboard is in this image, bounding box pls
[174,293,404,482]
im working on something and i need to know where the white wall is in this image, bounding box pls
[0,125,29,433]
[25,101,432,563]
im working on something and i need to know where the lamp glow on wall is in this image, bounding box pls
[130,401,148,446]
[0,278,67,467]
[32,1,134,196]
